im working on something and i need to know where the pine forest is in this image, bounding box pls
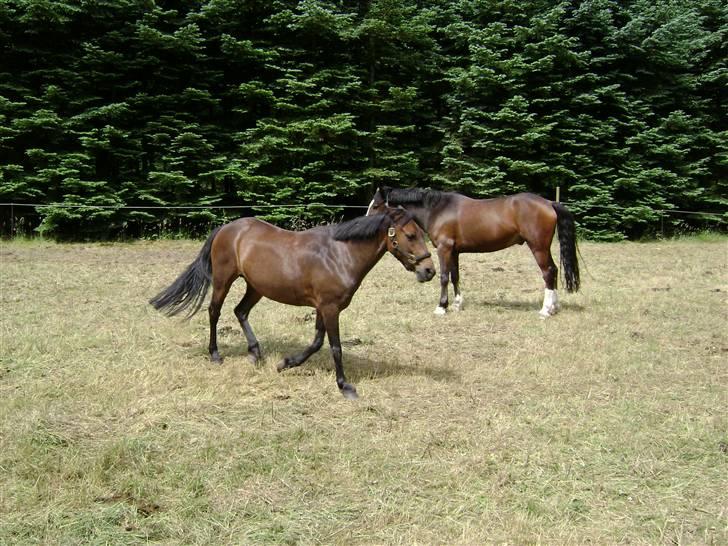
[0,0,726,240]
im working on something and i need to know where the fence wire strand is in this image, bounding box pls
[1,201,724,221]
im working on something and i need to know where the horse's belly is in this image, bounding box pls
[236,250,307,302]
[265,291,312,307]
[459,233,523,253]
[243,267,314,306]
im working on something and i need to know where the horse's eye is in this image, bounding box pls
[406,233,415,241]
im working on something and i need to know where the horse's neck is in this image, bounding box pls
[404,205,432,231]
[339,235,388,283]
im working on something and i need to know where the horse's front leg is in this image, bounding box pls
[450,251,463,311]
[434,241,454,315]
[322,307,357,400]
[277,311,325,372]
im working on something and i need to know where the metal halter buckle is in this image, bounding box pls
[387,227,398,247]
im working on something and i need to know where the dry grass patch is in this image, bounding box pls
[1,236,726,544]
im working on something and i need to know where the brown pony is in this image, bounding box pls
[150,207,435,399]
[367,187,579,318]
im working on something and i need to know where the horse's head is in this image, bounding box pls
[383,207,435,283]
[365,186,392,216]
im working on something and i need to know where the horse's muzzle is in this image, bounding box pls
[416,265,436,283]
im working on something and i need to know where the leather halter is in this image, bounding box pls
[387,227,431,266]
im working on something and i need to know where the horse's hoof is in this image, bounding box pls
[210,353,224,364]
[276,359,289,372]
[340,384,358,400]
[434,306,447,316]
[452,295,463,311]
[539,309,554,319]
[247,353,259,365]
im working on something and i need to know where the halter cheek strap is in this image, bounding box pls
[387,227,431,266]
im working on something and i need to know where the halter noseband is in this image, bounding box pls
[387,226,431,266]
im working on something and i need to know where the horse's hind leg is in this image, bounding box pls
[234,285,263,364]
[277,310,325,372]
[528,244,559,318]
[209,269,237,363]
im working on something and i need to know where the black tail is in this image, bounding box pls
[552,202,580,293]
[149,226,222,318]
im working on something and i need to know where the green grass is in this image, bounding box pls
[1,236,726,544]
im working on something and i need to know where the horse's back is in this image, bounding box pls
[440,192,555,251]
[210,218,336,305]
[218,216,283,237]
[212,217,282,259]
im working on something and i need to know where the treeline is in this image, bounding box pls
[0,0,725,240]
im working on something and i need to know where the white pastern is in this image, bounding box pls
[452,294,464,311]
[434,306,447,316]
[539,288,559,318]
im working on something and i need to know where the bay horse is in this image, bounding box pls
[150,207,435,399]
[367,187,579,318]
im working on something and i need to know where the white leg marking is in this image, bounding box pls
[434,306,447,316]
[539,288,557,318]
[452,293,464,311]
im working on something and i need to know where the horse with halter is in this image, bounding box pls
[150,207,435,399]
[367,187,579,318]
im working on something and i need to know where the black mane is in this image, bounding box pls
[380,187,448,209]
[332,208,412,241]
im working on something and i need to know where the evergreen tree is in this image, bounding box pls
[0,0,724,239]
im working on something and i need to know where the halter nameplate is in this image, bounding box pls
[388,227,396,238]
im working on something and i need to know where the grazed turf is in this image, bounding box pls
[1,236,726,544]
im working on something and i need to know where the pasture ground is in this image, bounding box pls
[1,236,726,545]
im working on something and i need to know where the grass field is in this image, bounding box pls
[1,235,726,544]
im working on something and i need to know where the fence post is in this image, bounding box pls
[555,186,560,202]
[10,203,14,237]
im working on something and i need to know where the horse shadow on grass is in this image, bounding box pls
[474,297,585,313]
[213,334,459,384]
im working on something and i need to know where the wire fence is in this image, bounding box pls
[0,202,372,239]
[2,203,371,209]
[0,201,725,239]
